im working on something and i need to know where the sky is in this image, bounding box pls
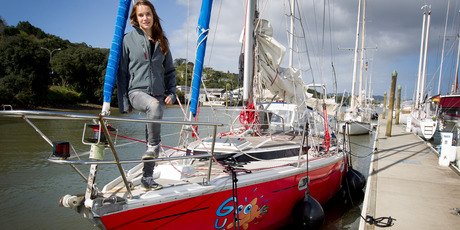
[1,0,459,99]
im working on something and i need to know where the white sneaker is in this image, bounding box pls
[142,144,159,160]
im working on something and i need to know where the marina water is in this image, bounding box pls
[0,106,376,229]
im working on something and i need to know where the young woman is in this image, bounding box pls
[117,0,177,190]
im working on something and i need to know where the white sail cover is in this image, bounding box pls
[255,19,305,105]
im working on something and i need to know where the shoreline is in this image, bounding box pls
[36,103,104,112]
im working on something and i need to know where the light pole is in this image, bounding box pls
[40,47,61,74]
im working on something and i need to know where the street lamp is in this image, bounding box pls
[40,47,61,74]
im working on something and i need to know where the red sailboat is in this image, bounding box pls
[0,1,365,229]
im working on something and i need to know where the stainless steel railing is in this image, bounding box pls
[0,110,223,199]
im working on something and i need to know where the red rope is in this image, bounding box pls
[239,103,257,129]
[270,68,279,86]
[108,132,194,154]
[110,132,147,144]
[192,105,200,138]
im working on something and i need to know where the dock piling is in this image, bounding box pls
[382,92,387,119]
[395,85,401,125]
[385,70,397,137]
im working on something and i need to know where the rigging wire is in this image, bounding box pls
[205,0,223,68]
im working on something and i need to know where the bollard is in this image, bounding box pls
[386,70,397,137]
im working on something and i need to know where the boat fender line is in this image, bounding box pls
[229,168,240,229]
[340,118,395,227]
[344,122,353,168]
[341,119,366,196]
[295,121,324,229]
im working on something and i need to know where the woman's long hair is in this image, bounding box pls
[130,0,169,55]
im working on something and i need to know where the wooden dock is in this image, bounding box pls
[360,119,460,229]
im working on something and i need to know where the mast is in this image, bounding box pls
[289,0,295,68]
[438,0,450,95]
[420,10,431,103]
[358,0,366,106]
[102,0,132,110]
[350,0,362,110]
[243,0,256,103]
[189,0,213,117]
[454,33,460,93]
[416,9,427,109]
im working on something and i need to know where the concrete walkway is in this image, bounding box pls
[360,119,460,230]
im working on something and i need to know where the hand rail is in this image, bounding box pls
[0,110,223,126]
[0,110,224,199]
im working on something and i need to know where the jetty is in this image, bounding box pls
[360,119,460,229]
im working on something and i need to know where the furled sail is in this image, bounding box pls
[255,19,305,105]
[190,0,213,117]
[103,0,131,104]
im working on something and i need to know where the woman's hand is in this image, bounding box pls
[164,95,173,105]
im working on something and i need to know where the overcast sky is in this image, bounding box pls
[1,0,458,99]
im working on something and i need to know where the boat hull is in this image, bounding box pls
[410,115,437,140]
[99,157,347,230]
[338,121,371,135]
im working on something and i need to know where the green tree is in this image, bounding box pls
[0,16,6,35]
[17,21,47,39]
[0,34,49,107]
[52,46,109,103]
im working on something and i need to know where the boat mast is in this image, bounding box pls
[190,0,213,117]
[351,0,362,110]
[358,0,366,106]
[243,0,256,103]
[416,7,428,109]
[420,10,431,103]
[289,0,295,68]
[438,0,450,95]
[454,33,460,93]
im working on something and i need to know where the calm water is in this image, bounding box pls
[0,107,375,229]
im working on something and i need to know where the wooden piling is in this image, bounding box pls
[395,86,401,125]
[386,70,397,137]
[382,92,387,119]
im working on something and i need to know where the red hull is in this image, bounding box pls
[100,158,346,230]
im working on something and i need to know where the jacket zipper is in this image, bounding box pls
[142,33,153,95]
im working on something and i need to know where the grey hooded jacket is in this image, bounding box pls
[117,26,177,113]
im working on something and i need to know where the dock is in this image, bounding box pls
[360,119,460,229]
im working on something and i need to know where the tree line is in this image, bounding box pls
[0,18,239,109]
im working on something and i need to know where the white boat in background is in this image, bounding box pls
[337,0,373,135]
[338,107,372,135]
[398,101,413,124]
[409,7,437,140]
[411,96,438,140]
